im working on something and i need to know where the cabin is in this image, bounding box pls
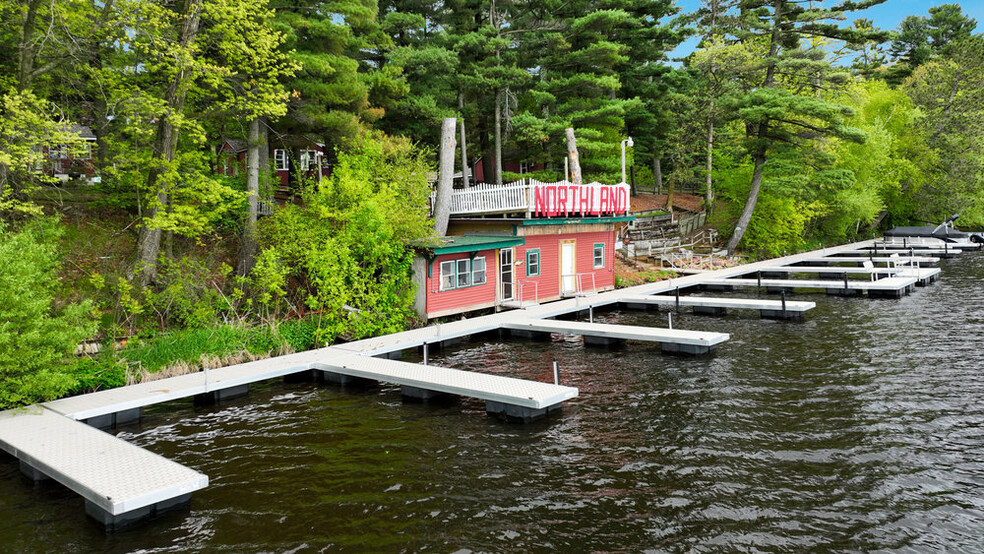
[470,155,544,182]
[217,136,331,188]
[41,125,98,182]
[413,179,632,319]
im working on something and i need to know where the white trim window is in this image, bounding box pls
[273,149,288,171]
[439,260,456,291]
[300,149,318,170]
[438,256,487,290]
[472,256,486,285]
[593,243,605,269]
[519,160,534,174]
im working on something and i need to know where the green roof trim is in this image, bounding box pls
[419,235,525,255]
[520,216,635,226]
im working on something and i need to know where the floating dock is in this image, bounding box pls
[796,255,939,266]
[615,294,816,319]
[500,319,729,354]
[0,407,208,531]
[701,276,919,297]
[0,237,961,529]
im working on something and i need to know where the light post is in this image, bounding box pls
[621,137,634,184]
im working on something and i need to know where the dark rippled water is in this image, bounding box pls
[3,254,984,552]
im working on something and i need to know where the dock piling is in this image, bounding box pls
[553,359,560,385]
[781,290,787,319]
[423,342,429,366]
[668,312,673,330]
[589,305,594,323]
[675,287,680,312]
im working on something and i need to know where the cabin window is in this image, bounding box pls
[526,249,540,277]
[472,257,486,285]
[274,149,288,171]
[456,259,471,287]
[50,145,68,159]
[439,260,455,291]
[77,143,92,160]
[438,256,487,290]
[300,149,318,170]
[593,243,605,269]
[519,160,534,174]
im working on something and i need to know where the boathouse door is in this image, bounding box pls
[560,240,576,294]
[500,248,514,301]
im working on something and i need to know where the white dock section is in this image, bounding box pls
[45,350,320,423]
[799,255,939,265]
[501,319,729,354]
[755,265,903,275]
[313,351,577,420]
[846,246,961,257]
[0,407,207,529]
[0,236,966,529]
[703,276,919,297]
[616,294,815,319]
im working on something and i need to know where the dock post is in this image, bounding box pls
[757,271,762,295]
[675,287,680,313]
[904,237,907,248]
[423,342,429,366]
[909,247,914,260]
[843,273,849,290]
[589,305,594,323]
[668,312,673,330]
[781,290,787,319]
[945,241,949,255]
[553,359,560,385]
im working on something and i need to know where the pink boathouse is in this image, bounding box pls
[414,180,633,320]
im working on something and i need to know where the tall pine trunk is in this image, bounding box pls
[726,149,767,254]
[652,155,662,194]
[433,118,457,236]
[705,102,715,208]
[135,0,202,286]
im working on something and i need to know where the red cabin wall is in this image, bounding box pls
[425,250,499,317]
[514,230,615,302]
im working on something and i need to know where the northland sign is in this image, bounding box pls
[531,182,630,217]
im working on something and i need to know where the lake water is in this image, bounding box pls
[2,254,984,552]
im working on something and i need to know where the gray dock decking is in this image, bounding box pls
[616,294,815,319]
[0,236,962,529]
[0,407,208,530]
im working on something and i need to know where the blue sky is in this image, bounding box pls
[667,0,983,60]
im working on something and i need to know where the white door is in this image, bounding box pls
[500,248,514,301]
[560,240,576,294]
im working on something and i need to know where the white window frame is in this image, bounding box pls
[300,149,318,171]
[439,260,455,291]
[77,142,93,160]
[519,160,534,174]
[472,256,486,285]
[593,243,605,269]
[526,249,540,277]
[274,149,288,171]
[456,259,471,288]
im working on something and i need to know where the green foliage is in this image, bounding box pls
[67,356,128,395]
[118,324,284,374]
[260,134,433,343]
[0,219,97,408]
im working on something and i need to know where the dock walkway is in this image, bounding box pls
[0,407,208,531]
[0,237,959,529]
[614,294,815,319]
[702,276,919,297]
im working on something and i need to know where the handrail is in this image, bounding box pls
[516,279,540,306]
[560,272,597,296]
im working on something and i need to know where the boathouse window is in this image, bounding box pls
[593,243,605,269]
[439,256,487,291]
[456,259,471,287]
[472,257,486,285]
[274,149,288,171]
[526,249,540,277]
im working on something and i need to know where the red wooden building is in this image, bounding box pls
[217,136,331,187]
[414,180,632,319]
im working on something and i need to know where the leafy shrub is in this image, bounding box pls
[67,356,128,394]
[0,219,97,408]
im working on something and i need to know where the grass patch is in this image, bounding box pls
[118,324,287,374]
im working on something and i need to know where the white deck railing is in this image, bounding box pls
[432,178,631,217]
